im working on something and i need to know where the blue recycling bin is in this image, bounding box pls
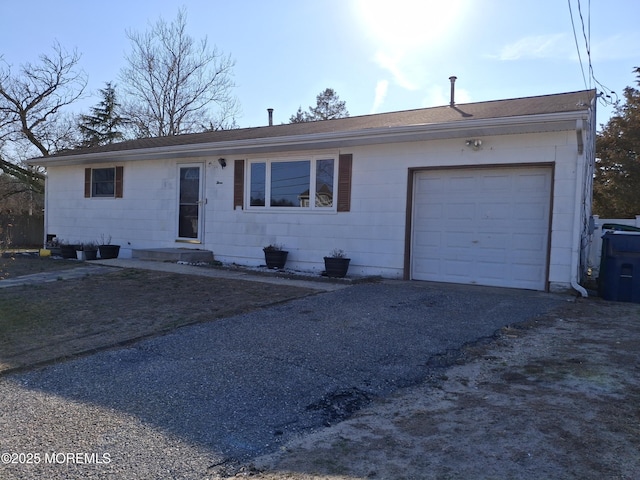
[598,232,640,303]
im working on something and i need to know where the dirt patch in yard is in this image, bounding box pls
[242,299,640,480]
[0,252,80,279]
[0,260,318,374]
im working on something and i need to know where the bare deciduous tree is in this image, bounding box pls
[0,42,86,194]
[120,8,237,137]
[0,42,87,157]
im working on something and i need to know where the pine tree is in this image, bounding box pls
[289,88,349,123]
[78,82,126,147]
[289,106,310,123]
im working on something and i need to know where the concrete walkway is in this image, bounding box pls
[0,265,115,288]
[0,258,352,291]
[92,258,355,291]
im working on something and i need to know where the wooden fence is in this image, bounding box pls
[0,213,44,249]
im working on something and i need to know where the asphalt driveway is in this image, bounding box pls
[0,280,566,479]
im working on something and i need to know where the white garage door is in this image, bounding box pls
[411,166,552,290]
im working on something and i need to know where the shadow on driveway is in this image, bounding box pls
[0,281,566,478]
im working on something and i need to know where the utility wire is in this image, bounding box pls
[568,0,589,90]
[569,0,618,106]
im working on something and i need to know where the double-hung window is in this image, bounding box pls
[84,166,124,198]
[248,157,336,210]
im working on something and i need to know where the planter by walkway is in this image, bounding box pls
[264,249,288,269]
[98,245,120,259]
[324,257,351,278]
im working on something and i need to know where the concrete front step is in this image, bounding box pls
[131,248,214,263]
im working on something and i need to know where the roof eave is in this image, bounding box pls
[28,110,590,167]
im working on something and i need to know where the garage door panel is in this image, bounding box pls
[477,233,510,248]
[412,166,551,290]
[515,202,548,220]
[516,173,549,191]
[513,233,546,252]
[444,259,473,278]
[444,202,475,220]
[476,261,509,280]
[416,202,443,219]
[477,202,512,221]
[413,229,441,249]
[448,176,476,192]
[445,231,477,248]
[481,174,512,192]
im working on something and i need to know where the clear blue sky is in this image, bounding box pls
[2,0,638,130]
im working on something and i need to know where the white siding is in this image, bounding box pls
[44,130,583,289]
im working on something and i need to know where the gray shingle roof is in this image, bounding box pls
[45,89,595,159]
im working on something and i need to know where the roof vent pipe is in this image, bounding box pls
[449,76,457,107]
[267,108,274,126]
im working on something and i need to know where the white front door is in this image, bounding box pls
[177,164,204,242]
[411,166,552,290]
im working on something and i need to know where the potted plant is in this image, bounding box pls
[47,237,62,257]
[82,242,99,261]
[98,235,120,259]
[59,240,81,259]
[323,249,351,278]
[263,244,288,269]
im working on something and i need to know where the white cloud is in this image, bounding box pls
[374,51,420,91]
[371,80,389,113]
[492,33,571,61]
[591,32,640,61]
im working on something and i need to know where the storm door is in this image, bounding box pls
[177,164,204,242]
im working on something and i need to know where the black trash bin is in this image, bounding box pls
[598,232,640,303]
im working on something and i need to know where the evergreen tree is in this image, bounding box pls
[594,67,640,217]
[289,106,310,123]
[289,88,349,123]
[78,82,126,147]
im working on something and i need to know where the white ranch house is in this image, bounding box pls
[30,89,597,294]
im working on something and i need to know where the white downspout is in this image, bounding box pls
[43,173,49,247]
[571,119,588,297]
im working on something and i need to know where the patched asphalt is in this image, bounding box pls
[0,278,568,478]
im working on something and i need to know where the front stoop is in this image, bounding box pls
[132,248,214,263]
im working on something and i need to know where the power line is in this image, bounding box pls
[568,0,588,90]
[568,0,618,106]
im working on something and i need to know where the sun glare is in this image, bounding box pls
[354,0,464,50]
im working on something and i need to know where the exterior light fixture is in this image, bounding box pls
[218,158,227,168]
[465,139,483,151]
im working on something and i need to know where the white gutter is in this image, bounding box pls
[570,118,588,298]
[29,110,587,167]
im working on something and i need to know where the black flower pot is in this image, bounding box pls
[98,245,120,259]
[84,249,98,261]
[60,244,80,259]
[323,257,351,278]
[264,250,288,269]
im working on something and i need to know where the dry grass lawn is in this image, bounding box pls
[0,256,318,373]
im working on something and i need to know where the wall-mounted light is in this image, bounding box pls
[465,139,483,151]
[218,158,227,168]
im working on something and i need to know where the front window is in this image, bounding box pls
[248,157,335,210]
[271,160,310,207]
[250,162,266,206]
[92,168,115,197]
